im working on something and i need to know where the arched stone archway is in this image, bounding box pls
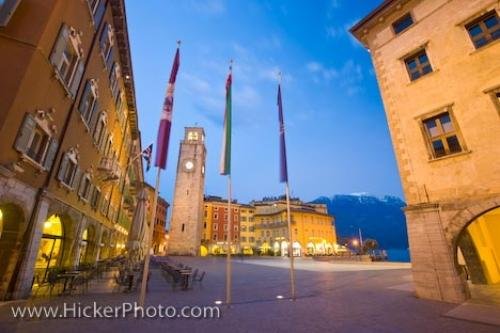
[0,203,26,300]
[445,196,500,248]
[450,204,500,304]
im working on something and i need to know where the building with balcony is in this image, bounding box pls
[0,0,144,300]
[351,0,500,303]
[252,198,337,256]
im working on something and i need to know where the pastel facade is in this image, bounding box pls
[351,0,500,302]
[0,0,143,300]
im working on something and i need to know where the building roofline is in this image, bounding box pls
[350,0,398,36]
[110,0,139,140]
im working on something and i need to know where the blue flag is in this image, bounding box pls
[277,84,288,183]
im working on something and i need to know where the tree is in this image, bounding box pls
[363,238,379,253]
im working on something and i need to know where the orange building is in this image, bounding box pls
[0,0,143,300]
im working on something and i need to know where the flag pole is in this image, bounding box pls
[138,40,181,307]
[225,59,233,306]
[226,174,232,305]
[285,181,296,300]
[279,71,296,300]
[138,166,161,307]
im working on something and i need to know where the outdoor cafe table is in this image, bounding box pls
[176,269,192,290]
[57,271,80,294]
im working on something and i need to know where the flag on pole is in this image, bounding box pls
[277,83,288,183]
[142,144,153,172]
[219,66,232,175]
[155,46,180,169]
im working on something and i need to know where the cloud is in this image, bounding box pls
[306,61,338,81]
[306,60,364,95]
[185,0,225,15]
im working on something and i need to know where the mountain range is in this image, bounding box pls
[311,194,409,250]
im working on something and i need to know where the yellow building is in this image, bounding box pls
[0,0,143,300]
[351,0,500,303]
[253,199,337,257]
[239,204,256,255]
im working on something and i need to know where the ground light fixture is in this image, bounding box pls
[214,300,223,305]
[276,295,284,299]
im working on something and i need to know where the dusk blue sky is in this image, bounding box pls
[125,0,403,206]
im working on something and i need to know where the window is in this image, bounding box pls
[50,24,84,96]
[91,187,101,210]
[99,23,114,66]
[181,224,185,232]
[224,224,228,231]
[87,0,106,26]
[405,50,433,81]
[203,222,207,229]
[466,11,500,49]
[392,13,414,34]
[109,62,121,99]
[422,111,463,158]
[14,113,58,170]
[249,237,255,243]
[57,149,80,188]
[93,113,107,146]
[187,131,199,141]
[78,174,92,201]
[0,0,21,26]
[213,234,217,241]
[78,80,98,125]
[241,237,247,242]
[213,213,218,219]
[213,224,218,231]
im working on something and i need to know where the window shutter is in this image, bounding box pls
[78,174,86,197]
[90,101,100,134]
[99,131,108,152]
[43,138,59,170]
[72,166,82,190]
[78,80,91,115]
[94,0,106,26]
[88,184,95,203]
[14,113,36,153]
[99,23,109,50]
[49,24,70,67]
[106,47,114,70]
[70,60,85,98]
[57,154,69,181]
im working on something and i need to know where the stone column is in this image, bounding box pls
[406,203,467,303]
[12,198,49,299]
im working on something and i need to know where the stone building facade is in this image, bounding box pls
[0,0,143,300]
[351,0,500,302]
[167,127,206,256]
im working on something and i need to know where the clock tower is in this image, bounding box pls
[167,127,206,256]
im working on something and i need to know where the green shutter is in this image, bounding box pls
[49,24,69,68]
[105,48,114,70]
[78,80,91,115]
[43,138,59,170]
[14,113,36,153]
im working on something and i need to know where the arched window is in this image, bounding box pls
[34,215,63,282]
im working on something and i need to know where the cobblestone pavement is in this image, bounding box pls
[0,257,498,333]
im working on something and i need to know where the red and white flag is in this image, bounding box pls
[155,47,180,170]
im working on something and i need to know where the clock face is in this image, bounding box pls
[184,160,194,171]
